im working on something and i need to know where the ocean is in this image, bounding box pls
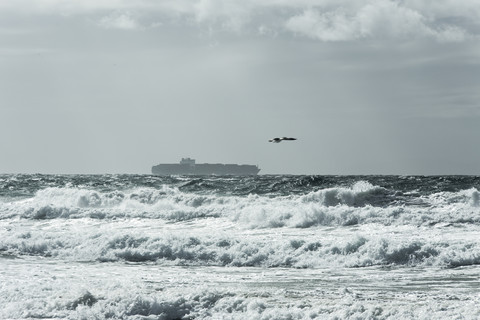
[1,174,480,319]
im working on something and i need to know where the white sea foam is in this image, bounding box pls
[2,257,480,320]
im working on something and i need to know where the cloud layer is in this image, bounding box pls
[285,2,467,42]
[1,0,478,42]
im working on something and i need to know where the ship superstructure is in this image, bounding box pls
[152,158,260,175]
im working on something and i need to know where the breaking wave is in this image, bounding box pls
[1,181,480,228]
[2,228,480,269]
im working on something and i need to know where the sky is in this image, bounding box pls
[1,0,479,175]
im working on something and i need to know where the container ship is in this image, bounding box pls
[152,158,261,176]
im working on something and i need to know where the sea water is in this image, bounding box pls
[1,174,480,319]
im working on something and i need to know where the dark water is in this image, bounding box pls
[3,173,480,199]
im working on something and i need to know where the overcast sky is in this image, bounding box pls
[1,0,479,175]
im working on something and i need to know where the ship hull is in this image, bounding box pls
[152,163,260,176]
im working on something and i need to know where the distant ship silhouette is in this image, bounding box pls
[152,158,260,175]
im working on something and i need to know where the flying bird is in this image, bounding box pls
[269,137,297,143]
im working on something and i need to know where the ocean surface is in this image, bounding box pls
[1,174,480,319]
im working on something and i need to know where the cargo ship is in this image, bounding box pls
[152,158,260,175]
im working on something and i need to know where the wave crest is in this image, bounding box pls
[301,181,385,207]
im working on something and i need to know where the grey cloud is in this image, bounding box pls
[1,0,480,174]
